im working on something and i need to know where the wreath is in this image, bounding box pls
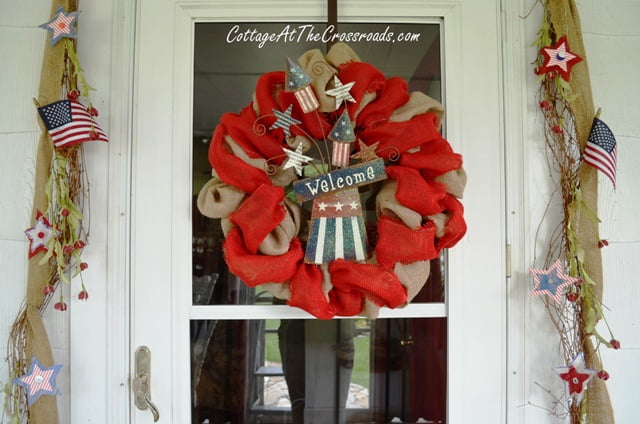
[197,43,467,318]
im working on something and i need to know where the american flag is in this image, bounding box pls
[583,117,617,187]
[37,100,108,148]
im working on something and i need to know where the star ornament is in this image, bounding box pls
[269,105,301,138]
[39,5,80,46]
[25,211,59,259]
[14,357,63,406]
[538,35,583,81]
[325,76,356,110]
[282,142,314,176]
[351,140,380,162]
[554,353,597,403]
[529,259,579,303]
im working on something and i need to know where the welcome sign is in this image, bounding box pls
[293,158,387,202]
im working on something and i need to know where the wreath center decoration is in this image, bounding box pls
[198,43,467,318]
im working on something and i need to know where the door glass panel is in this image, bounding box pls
[191,317,446,424]
[192,22,445,306]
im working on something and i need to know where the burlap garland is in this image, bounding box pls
[198,43,466,317]
[547,1,614,421]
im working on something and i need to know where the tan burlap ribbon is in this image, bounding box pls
[12,0,77,422]
[547,1,614,421]
[198,43,465,317]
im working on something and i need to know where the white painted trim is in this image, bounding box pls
[500,1,530,423]
[105,0,137,422]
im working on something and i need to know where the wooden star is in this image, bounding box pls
[538,36,583,81]
[554,353,597,402]
[325,76,356,110]
[351,140,380,162]
[39,5,80,46]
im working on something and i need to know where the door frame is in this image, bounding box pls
[92,0,524,423]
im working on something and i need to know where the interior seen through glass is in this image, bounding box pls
[192,22,446,423]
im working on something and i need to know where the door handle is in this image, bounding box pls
[133,346,160,422]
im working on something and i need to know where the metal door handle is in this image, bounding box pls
[133,346,160,422]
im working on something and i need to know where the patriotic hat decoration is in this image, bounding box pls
[199,43,467,318]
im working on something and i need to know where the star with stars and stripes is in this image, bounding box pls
[529,259,579,304]
[282,142,314,176]
[269,105,301,138]
[25,211,59,259]
[39,5,80,46]
[14,357,63,406]
[554,353,597,403]
[325,76,356,110]
[538,35,583,81]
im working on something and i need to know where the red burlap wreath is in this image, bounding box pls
[198,43,467,319]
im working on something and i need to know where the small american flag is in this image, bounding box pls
[583,117,617,187]
[294,85,319,114]
[37,100,108,148]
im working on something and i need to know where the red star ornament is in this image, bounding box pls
[24,211,59,259]
[538,36,583,81]
[554,353,597,403]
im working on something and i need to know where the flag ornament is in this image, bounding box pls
[538,35,583,81]
[37,100,108,148]
[13,357,63,406]
[330,111,356,168]
[285,57,319,113]
[583,117,617,188]
[39,5,80,46]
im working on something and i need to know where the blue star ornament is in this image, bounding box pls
[39,6,80,46]
[529,259,579,303]
[14,357,63,406]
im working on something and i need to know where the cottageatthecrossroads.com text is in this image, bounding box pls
[226,24,422,48]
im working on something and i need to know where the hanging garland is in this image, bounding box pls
[4,2,108,422]
[198,43,467,319]
[529,1,618,422]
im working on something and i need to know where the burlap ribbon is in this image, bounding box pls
[15,0,77,422]
[547,1,615,421]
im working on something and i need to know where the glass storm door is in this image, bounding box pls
[131,2,505,424]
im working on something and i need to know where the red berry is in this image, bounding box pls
[74,240,85,249]
[63,245,74,255]
[61,208,70,217]
[67,90,80,101]
[78,290,89,301]
[539,100,552,111]
[610,339,621,350]
[42,285,56,295]
[54,301,68,311]
[598,239,609,248]
[552,125,564,134]
[566,292,579,302]
[597,370,610,380]
[80,262,89,271]
[574,278,584,287]
[88,107,99,117]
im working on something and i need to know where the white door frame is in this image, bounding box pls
[91,0,521,423]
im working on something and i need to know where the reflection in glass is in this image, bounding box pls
[191,318,446,424]
[192,22,445,306]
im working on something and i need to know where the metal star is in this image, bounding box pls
[14,357,63,406]
[539,36,583,81]
[325,76,356,110]
[282,142,314,176]
[25,211,59,259]
[554,353,597,402]
[351,140,380,162]
[39,6,80,46]
[269,105,301,138]
[529,259,579,303]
